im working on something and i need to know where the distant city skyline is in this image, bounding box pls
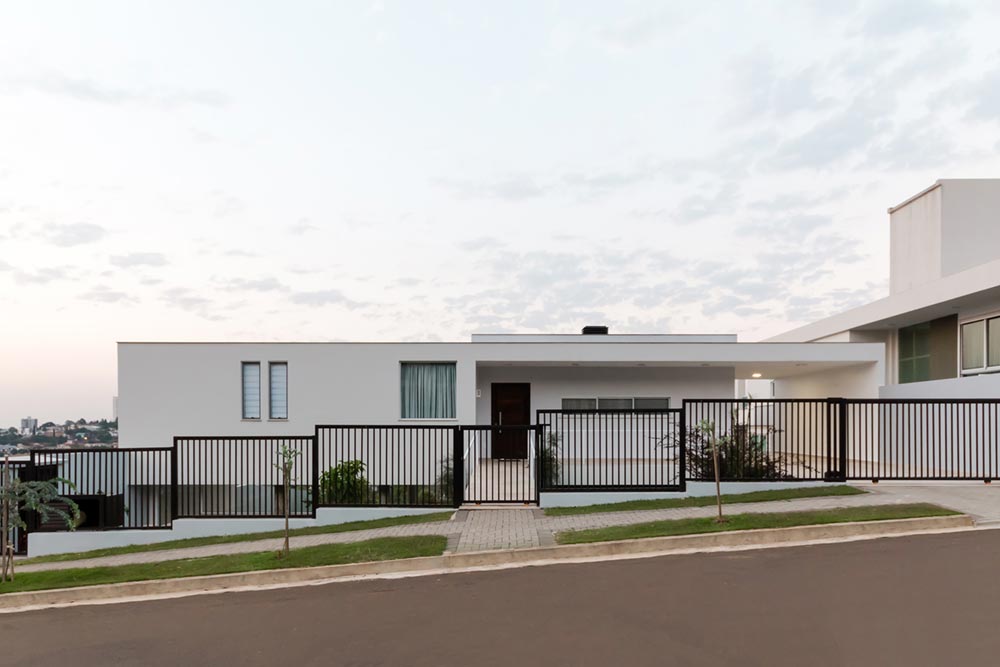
[4,1,1000,426]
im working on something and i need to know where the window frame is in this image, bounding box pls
[241,362,261,420]
[399,361,458,421]
[268,361,288,421]
[960,313,1000,376]
[559,397,671,411]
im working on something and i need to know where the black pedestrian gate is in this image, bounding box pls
[460,425,541,504]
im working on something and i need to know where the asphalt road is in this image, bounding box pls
[4,529,1000,666]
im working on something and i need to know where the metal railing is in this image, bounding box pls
[844,399,1000,481]
[30,448,174,529]
[461,425,540,504]
[173,436,313,518]
[682,400,838,482]
[536,409,683,491]
[315,425,456,507]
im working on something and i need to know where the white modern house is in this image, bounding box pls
[24,178,1000,557]
[770,179,1000,400]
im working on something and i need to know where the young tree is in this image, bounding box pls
[695,419,727,523]
[274,445,300,558]
[1,455,80,582]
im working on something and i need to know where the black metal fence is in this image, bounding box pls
[844,399,1000,481]
[683,400,839,482]
[462,425,541,503]
[174,436,314,518]
[536,410,682,491]
[1,460,32,555]
[31,448,174,530]
[315,425,456,507]
[14,398,1000,546]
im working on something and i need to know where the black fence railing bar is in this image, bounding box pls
[174,437,313,518]
[844,399,1000,481]
[315,425,456,507]
[461,425,541,504]
[682,400,837,482]
[29,448,174,530]
[536,410,683,491]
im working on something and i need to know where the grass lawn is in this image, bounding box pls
[0,535,447,595]
[555,503,958,545]
[20,511,454,565]
[544,485,866,517]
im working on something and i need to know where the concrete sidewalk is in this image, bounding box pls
[19,492,899,573]
[857,482,1000,523]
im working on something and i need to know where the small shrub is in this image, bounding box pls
[539,432,561,488]
[686,424,791,481]
[319,460,369,505]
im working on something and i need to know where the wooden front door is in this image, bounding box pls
[491,383,530,459]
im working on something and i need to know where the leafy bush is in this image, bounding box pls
[319,460,369,505]
[539,432,561,488]
[686,423,792,481]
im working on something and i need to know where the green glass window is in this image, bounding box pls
[898,323,931,384]
[962,320,986,371]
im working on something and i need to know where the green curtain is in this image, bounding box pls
[401,363,456,418]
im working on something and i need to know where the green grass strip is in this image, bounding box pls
[21,511,454,565]
[544,485,866,517]
[555,503,957,545]
[1,535,447,595]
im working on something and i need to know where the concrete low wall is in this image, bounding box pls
[27,507,448,558]
[539,481,832,507]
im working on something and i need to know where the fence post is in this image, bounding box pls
[312,429,320,517]
[678,404,687,492]
[170,438,178,522]
[453,427,464,508]
[838,399,848,482]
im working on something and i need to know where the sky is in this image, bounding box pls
[2,0,1000,427]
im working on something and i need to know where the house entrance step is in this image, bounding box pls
[460,502,536,510]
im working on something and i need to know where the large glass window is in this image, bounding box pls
[898,323,930,383]
[962,320,986,371]
[242,362,261,419]
[269,362,288,419]
[400,363,456,419]
[989,318,1000,368]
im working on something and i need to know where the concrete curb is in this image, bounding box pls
[0,514,973,612]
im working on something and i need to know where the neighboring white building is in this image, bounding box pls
[20,417,38,436]
[117,333,883,448]
[770,179,1000,399]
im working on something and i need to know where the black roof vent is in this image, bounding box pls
[581,325,609,335]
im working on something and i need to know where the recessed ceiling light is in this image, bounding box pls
[751,372,762,378]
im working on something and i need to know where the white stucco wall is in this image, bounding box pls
[27,506,448,557]
[940,180,1000,278]
[878,372,1000,399]
[773,362,882,399]
[119,341,882,447]
[890,183,942,294]
[474,366,734,424]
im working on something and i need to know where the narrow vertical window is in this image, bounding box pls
[242,362,260,419]
[961,320,986,371]
[269,362,288,419]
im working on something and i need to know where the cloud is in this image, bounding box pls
[290,289,363,308]
[674,183,740,223]
[162,287,211,312]
[440,174,546,201]
[597,9,684,51]
[223,277,287,292]
[80,286,136,303]
[771,97,889,168]
[14,266,69,285]
[288,220,319,235]
[861,0,967,36]
[110,252,168,268]
[46,223,107,247]
[9,72,230,109]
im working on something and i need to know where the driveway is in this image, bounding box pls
[858,482,1000,522]
[4,529,1000,666]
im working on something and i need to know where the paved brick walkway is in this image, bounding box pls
[18,492,898,573]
